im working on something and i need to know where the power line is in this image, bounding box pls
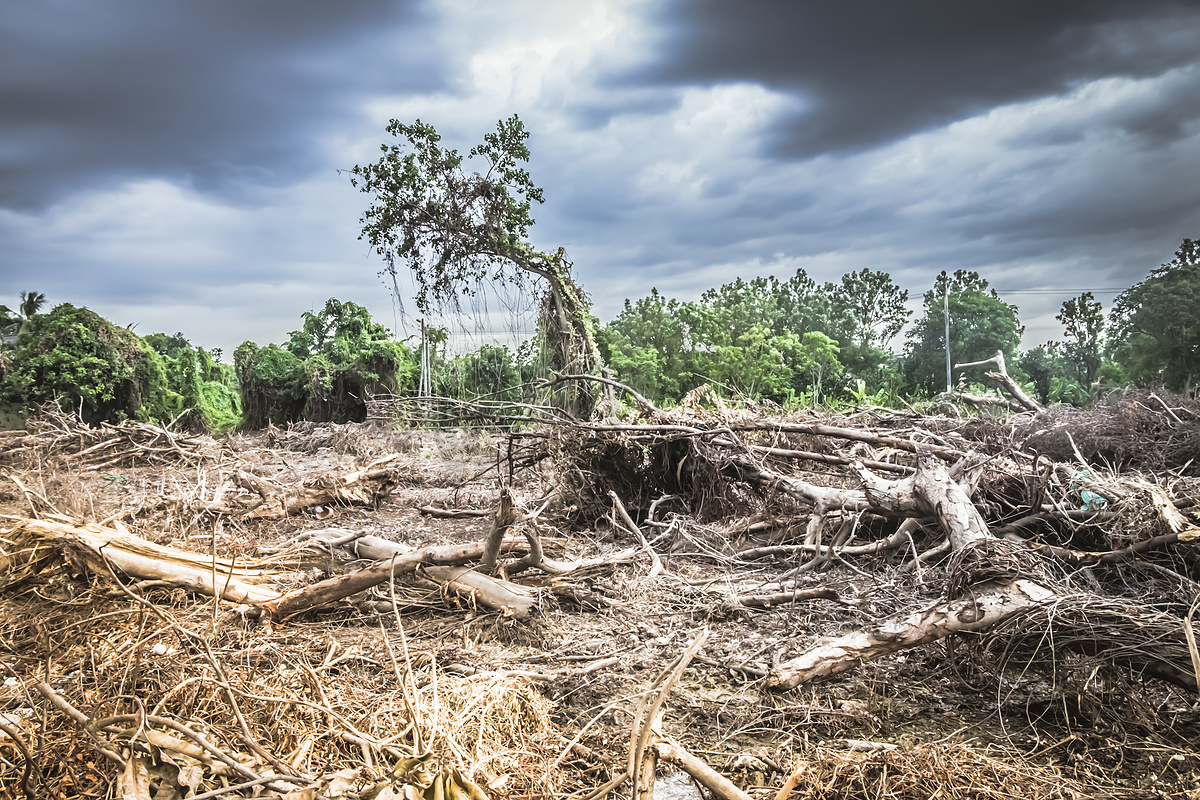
[994,288,1126,294]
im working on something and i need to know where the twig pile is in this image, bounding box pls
[779,742,1092,800]
[5,407,220,470]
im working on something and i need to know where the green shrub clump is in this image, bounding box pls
[0,303,172,422]
[234,299,417,429]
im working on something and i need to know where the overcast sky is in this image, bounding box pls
[3,0,1199,357]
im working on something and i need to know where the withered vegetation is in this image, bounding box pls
[1,388,1200,799]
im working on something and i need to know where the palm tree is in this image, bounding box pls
[16,291,45,336]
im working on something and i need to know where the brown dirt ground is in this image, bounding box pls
[2,421,1199,799]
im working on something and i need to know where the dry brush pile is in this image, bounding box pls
[1,390,1199,799]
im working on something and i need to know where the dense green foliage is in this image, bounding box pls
[144,332,241,433]
[236,299,418,428]
[904,270,1024,397]
[4,237,1197,431]
[597,269,904,407]
[1109,239,1200,395]
[0,303,173,422]
[234,342,308,428]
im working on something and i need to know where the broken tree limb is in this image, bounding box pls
[733,586,849,609]
[422,564,537,618]
[610,490,664,578]
[653,736,753,800]
[910,452,991,550]
[955,350,1043,413]
[253,537,526,622]
[479,487,516,574]
[351,531,538,616]
[417,506,487,518]
[12,517,288,603]
[768,578,1058,689]
[772,450,1043,689]
[537,373,662,416]
[219,454,404,519]
[769,448,1200,692]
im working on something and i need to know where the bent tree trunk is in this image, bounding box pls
[537,248,603,419]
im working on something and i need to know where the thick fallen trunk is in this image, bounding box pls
[253,538,525,622]
[423,564,537,618]
[768,578,1056,689]
[771,451,1036,688]
[769,449,1198,692]
[350,532,536,618]
[11,517,288,604]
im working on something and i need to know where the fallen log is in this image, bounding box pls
[423,564,537,618]
[252,538,526,622]
[347,532,537,618]
[653,736,752,800]
[8,516,290,604]
[768,449,1199,692]
[768,577,1057,689]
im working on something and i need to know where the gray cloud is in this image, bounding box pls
[0,0,439,209]
[634,0,1200,157]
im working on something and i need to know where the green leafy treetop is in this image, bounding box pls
[144,331,241,434]
[235,299,418,428]
[831,269,911,350]
[903,270,1024,398]
[1056,292,1105,386]
[1110,238,1200,395]
[0,303,172,423]
[350,116,600,416]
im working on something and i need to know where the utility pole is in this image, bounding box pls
[944,278,952,394]
[419,318,429,398]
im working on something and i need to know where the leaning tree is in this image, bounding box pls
[350,116,601,417]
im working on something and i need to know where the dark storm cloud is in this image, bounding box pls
[636,0,1200,157]
[0,0,438,209]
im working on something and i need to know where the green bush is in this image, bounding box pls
[234,342,308,428]
[0,304,172,422]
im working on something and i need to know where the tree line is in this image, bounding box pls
[0,235,1196,432]
[597,238,1198,409]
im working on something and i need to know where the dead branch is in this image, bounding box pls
[422,564,537,618]
[418,505,488,518]
[537,373,662,416]
[768,578,1058,689]
[349,532,538,617]
[955,350,1043,413]
[215,454,403,519]
[12,517,290,603]
[479,487,516,574]
[252,538,527,622]
[653,736,753,800]
[610,490,664,578]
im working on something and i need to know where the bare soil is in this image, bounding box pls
[2,418,1199,799]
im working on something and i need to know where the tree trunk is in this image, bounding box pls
[254,538,524,622]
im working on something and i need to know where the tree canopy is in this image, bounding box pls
[1110,238,1200,395]
[904,270,1023,397]
[350,117,549,313]
[0,303,172,422]
[351,116,600,416]
[237,299,416,428]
